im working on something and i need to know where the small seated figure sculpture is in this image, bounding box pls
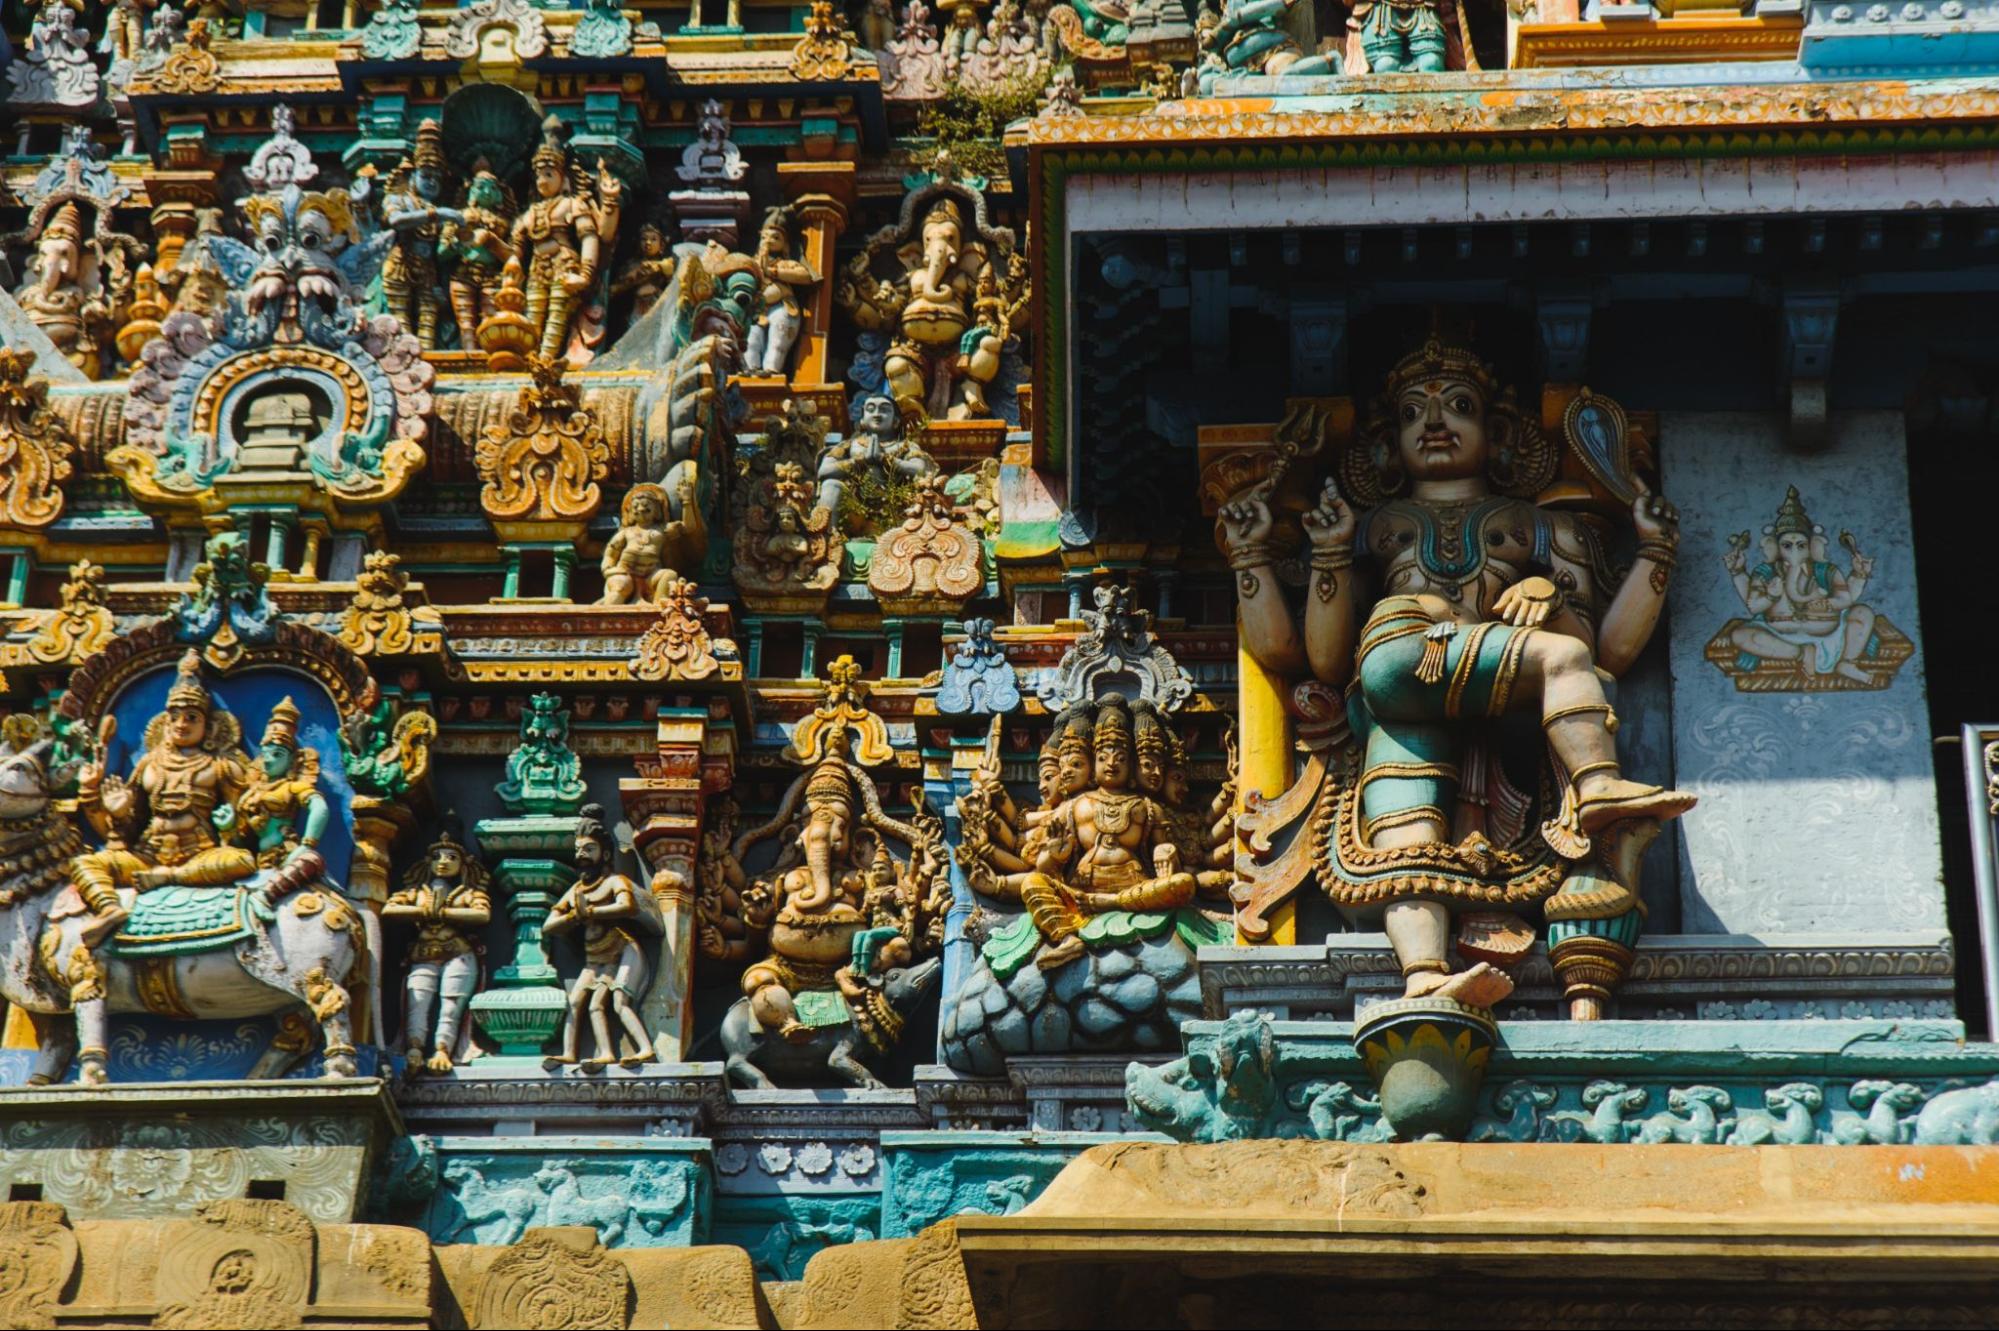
[383,828,492,1074]
[542,804,660,1070]
[1722,486,1881,687]
[224,696,332,903]
[816,393,939,520]
[597,482,680,605]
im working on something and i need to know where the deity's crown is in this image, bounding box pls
[47,202,84,240]
[806,757,855,807]
[412,119,446,172]
[1093,697,1132,751]
[1133,706,1167,757]
[1382,336,1498,402]
[532,116,569,172]
[166,649,214,712]
[261,696,302,750]
[1768,485,1817,538]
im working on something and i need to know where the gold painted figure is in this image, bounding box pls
[224,696,332,901]
[383,829,492,1074]
[1220,337,1691,1006]
[597,478,702,605]
[746,206,818,377]
[71,651,259,943]
[510,117,623,363]
[611,222,675,325]
[960,697,1231,970]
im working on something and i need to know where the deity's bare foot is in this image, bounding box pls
[581,1057,612,1073]
[1576,779,1696,834]
[1036,934,1087,970]
[426,1049,455,1074]
[541,1054,576,1072]
[1837,662,1875,685]
[79,906,129,948]
[1432,961,1515,1009]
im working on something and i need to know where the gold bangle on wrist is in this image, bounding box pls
[1228,545,1278,571]
[1310,549,1355,572]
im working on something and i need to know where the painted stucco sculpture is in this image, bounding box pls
[1224,339,1689,1027]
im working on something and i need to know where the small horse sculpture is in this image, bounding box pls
[0,736,365,1086]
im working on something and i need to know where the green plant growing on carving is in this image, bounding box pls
[915,75,1048,186]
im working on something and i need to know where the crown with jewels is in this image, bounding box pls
[1382,336,1498,402]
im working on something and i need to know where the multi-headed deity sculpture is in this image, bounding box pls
[701,661,948,1087]
[1221,336,1690,1009]
[510,117,624,362]
[959,695,1233,970]
[836,184,1028,422]
[384,828,493,1074]
[542,803,662,1070]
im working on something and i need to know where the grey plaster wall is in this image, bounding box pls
[1665,411,1946,935]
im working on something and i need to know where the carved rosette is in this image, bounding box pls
[471,1230,631,1330]
[790,0,856,80]
[0,350,75,532]
[25,560,116,662]
[867,475,983,615]
[629,578,722,682]
[474,356,611,540]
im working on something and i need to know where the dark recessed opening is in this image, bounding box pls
[8,1183,43,1201]
[246,1179,286,1200]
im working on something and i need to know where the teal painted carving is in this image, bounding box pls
[936,618,1021,717]
[1125,1011,1283,1142]
[153,428,229,491]
[367,1133,441,1221]
[495,693,587,815]
[429,1151,702,1248]
[359,0,423,59]
[172,523,275,648]
[338,696,435,800]
[1127,1014,1999,1145]
[709,1195,879,1281]
[571,0,635,57]
[1195,0,1340,94]
[881,1149,1068,1239]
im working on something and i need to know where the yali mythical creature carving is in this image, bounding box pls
[384,827,492,1074]
[0,672,365,1086]
[701,660,948,1087]
[1221,337,1692,1014]
[957,694,1233,972]
[836,182,1029,422]
[509,116,624,363]
[542,803,663,1071]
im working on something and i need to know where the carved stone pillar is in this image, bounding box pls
[778,164,854,390]
[349,797,415,1047]
[620,705,734,1062]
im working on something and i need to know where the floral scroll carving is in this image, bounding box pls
[867,475,983,614]
[475,355,611,535]
[629,578,723,683]
[0,349,76,531]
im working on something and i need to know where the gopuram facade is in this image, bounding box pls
[2,0,1999,1325]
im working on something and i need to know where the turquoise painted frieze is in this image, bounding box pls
[1127,1012,1999,1145]
[420,1138,710,1248]
[710,1194,881,1282]
[878,1131,1119,1238]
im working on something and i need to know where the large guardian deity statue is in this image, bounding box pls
[1221,336,1691,1012]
